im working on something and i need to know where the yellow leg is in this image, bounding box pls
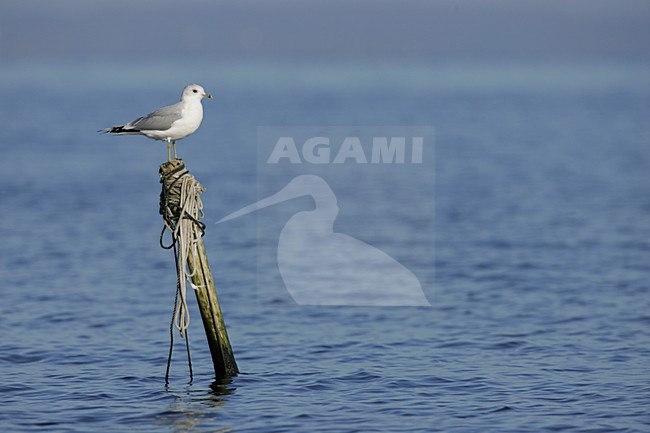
[166,139,172,162]
[173,141,178,160]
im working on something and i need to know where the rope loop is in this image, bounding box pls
[159,161,207,338]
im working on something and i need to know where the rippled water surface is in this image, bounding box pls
[0,62,648,432]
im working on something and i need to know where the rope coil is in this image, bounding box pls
[159,161,207,338]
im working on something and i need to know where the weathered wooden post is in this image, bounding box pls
[159,159,238,378]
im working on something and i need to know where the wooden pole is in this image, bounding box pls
[160,160,238,378]
[187,239,239,377]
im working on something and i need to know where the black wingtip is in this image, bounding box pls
[101,125,141,134]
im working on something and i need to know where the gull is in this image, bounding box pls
[101,84,212,161]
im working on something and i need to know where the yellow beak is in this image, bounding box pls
[203,93,213,99]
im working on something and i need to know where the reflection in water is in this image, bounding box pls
[209,377,237,398]
[160,377,236,433]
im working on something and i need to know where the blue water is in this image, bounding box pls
[0,61,649,432]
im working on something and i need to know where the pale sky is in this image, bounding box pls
[0,0,648,63]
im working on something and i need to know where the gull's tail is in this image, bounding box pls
[99,125,142,135]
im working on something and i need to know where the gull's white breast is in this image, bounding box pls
[143,101,204,141]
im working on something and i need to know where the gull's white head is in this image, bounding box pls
[182,84,212,101]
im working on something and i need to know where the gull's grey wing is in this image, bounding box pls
[126,102,184,131]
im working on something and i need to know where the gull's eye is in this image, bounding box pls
[192,89,198,93]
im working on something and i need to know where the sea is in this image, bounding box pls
[0,60,648,432]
